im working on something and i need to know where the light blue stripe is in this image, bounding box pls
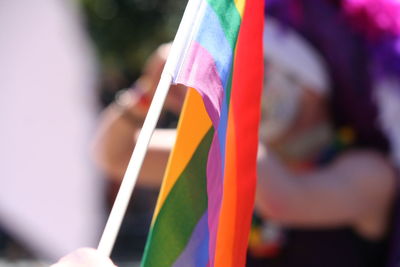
[194,3,234,169]
[173,212,209,267]
[217,96,228,171]
[195,4,233,90]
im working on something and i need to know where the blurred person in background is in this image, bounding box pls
[248,0,400,266]
[92,42,185,263]
[93,43,185,185]
[91,0,400,267]
[79,0,187,262]
[0,0,103,262]
[247,0,400,267]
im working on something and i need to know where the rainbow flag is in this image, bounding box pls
[141,0,263,266]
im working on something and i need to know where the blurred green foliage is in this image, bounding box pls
[79,0,186,105]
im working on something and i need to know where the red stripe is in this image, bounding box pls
[230,0,264,265]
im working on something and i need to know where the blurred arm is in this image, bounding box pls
[92,43,185,188]
[256,148,396,239]
[92,92,176,188]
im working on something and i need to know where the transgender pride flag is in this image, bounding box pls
[141,0,264,266]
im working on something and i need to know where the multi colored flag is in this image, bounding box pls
[142,0,264,265]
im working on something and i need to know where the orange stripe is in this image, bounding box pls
[214,0,264,264]
[152,88,212,222]
[214,105,237,266]
[230,0,264,263]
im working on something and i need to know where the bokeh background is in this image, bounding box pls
[0,0,185,265]
[81,0,186,106]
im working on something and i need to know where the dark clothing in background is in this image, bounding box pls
[247,228,388,267]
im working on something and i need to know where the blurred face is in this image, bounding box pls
[261,62,302,142]
[261,61,332,161]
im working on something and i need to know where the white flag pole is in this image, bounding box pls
[97,0,202,257]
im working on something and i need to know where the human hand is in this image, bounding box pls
[51,248,116,267]
[137,43,187,116]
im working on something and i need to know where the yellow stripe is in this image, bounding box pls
[234,0,245,18]
[152,88,212,222]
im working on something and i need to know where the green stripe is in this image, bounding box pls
[141,128,214,267]
[206,0,242,49]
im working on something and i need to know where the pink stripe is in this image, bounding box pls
[175,42,224,127]
[175,41,226,266]
[206,134,223,265]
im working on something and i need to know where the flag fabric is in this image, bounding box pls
[141,0,264,265]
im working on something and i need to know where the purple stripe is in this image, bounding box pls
[174,34,227,266]
[206,134,224,265]
[175,42,224,127]
[173,212,209,267]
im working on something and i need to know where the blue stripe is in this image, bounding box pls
[173,212,209,267]
[195,4,233,90]
[217,96,228,170]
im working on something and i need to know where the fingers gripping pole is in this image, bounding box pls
[97,73,173,256]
